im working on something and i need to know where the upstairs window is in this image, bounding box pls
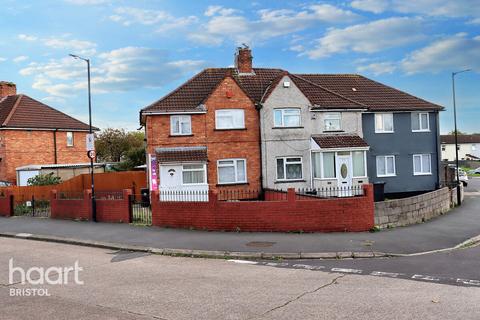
[215,109,245,129]
[412,112,430,132]
[170,115,192,135]
[66,132,74,147]
[375,113,394,133]
[324,113,341,131]
[413,154,432,175]
[217,159,247,184]
[274,108,301,127]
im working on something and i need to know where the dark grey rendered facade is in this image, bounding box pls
[362,112,441,195]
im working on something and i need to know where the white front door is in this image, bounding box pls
[159,163,209,201]
[336,155,352,197]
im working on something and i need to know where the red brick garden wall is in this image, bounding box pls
[50,189,132,223]
[151,185,374,232]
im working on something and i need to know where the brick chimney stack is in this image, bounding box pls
[0,81,17,98]
[235,46,253,74]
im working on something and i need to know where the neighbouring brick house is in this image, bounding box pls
[141,47,442,197]
[0,81,94,184]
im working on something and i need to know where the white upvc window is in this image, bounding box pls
[376,155,396,177]
[352,151,367,178]
[274,108,301,127]
[375,113,394,133]
[215,109,245,129]
[182,164,206,185]
[170,115,192,135]
[413,154,432,175]
[66,132,74,147]
[412,112,430,132]
[217,159,247,184]
[324,112,341,131]
[276,157,303,181]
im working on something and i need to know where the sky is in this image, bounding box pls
[0,0,479,134]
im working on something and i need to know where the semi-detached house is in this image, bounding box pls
[140,47,443,197]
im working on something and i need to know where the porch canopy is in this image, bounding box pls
[155,146,208,163]
[311,134,369,150]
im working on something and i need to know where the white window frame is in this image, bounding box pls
[412,112,430,132]
[66,131,74,147]
[324,112,342,131]
[181,164,207,185]
[276,156,303,181]
[273,108,301,128]
[375,113,394,133]
[376,155,396,177]
[217,158,247,185]
[170,115,192,136]
[413,154,432,176]
[215,109,245,130]
[352,151,367,178]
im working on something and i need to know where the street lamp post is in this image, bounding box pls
[70,54,96,221]
[451,69,471,206]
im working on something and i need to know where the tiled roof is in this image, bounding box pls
[297,74,443,111]
[441,134,480,144]
[141,68,443,114]
[0,94,93,130]
[289,75,365,109]
[155,146,208,163]
[312,135,369,149]
[143,68,284,113]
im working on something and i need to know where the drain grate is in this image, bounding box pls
[245,241,276,248]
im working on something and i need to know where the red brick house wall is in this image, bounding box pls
[146,76,262,192]
[151,185,374,232]
[0,130,90,183]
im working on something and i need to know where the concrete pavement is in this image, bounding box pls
[1,238,479,320]
[0,178,478,258]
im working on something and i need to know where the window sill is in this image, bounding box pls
[169,134,194,137]
[323,130,343,133]
[275,179,306,184]
[216,182,249,186]
[375,131,395,134]
[412,130,430,133]
[214,128,247,131]
[413,173,432,176]
[272,126,304,129]
[377,175,396,178]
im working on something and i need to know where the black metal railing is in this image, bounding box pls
[13,195,50,217]
[95,191,124,200]
[129,194,152,225]
[217,189,262,201]
[58,191,84,200]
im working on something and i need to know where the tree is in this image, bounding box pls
[95,129,144,163]
[448,130,466,135]
[27,173,62,186]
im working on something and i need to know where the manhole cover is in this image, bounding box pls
[246,241,276,248]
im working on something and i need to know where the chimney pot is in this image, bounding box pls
[0,82,17,98]
[235,46,253,74]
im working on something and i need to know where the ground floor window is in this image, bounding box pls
[182,164,206,184]
[217,159,247,184]
[312,151,366,179]
[413,154,432,175]
[277,157,302,180]
[352,151,366,177]
[376,155,396,177]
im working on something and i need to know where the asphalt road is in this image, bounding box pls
[1,238,479,320]
[250,177,480,288]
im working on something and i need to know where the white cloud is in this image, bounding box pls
[18,34,37,41]
[356,61,397,75]
[350,0,480,19]
[13,55,29,63]
[401,33,480,74]
[20,47,205,97]
[0,57,6,62]
[189,4,359,46]
[109,7,198,33]
[305,17,424,59]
